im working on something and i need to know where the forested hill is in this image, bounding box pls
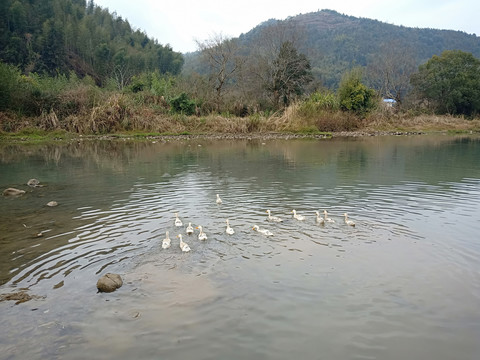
[239,10,480,88]
[0,0,183,85]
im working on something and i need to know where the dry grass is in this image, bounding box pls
[366,112,480,132]
[2,98,479,136]
[271,103,364,133]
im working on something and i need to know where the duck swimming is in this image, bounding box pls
[323,210,335,223]
[252,225,274,236]
[178,234,191,252]
[315,211,325,224]
[196,225,208,241]
[174,212,183,227]
[186,222,194,235]
[344,213,355,227]
[292,209,305,221]
[162,231,171,249]
[225,219,235,235]
[266,210,283,222]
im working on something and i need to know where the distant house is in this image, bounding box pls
[382,98,397,108]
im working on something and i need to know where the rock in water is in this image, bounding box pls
[46,201,58,207]
[2,188,26,196]
[27,179,40,187]
[97,273,123,293]
[0,291,42,305]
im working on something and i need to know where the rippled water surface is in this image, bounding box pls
[1,135,480,360]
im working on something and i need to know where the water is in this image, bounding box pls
[1,135,480,360]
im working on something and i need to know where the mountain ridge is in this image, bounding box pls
[226,9,480,88]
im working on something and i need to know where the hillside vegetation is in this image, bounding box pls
[188,9,480,89]
[0,0,183,85]
[1,3,479,137]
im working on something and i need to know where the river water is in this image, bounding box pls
[1,135,479,360]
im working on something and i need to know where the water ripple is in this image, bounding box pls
[2,138,480,360]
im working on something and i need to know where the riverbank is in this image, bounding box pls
[0,128,471,144]
[0,110,479,143]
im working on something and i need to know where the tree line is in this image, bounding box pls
[0,1,479,133]
[0,0,183,85]
[235,10,480,90]
[184,27,480,118]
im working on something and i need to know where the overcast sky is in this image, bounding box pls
[92,0,479,53]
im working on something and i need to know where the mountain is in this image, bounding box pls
[187,9,480,89]
[0,0,183,84]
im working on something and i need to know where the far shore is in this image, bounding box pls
[1,111,479,144]
[1,129,479,145]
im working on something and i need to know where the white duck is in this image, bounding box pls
[344,213,356,227]
[216,194,222,204]
[315,211,325,224]
[323,210,335,223]
[292,209,305,221]
[186,222,194,235]
[178,234,191,252]
[174,212,183,227]
[252,225,274,236]
[266,210,283,222]
[196,225,208,241]
[162,231,171,249]
[225,219,235,235]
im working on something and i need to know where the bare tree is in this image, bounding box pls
[112,63,132,90]
[367,41,417,104]
[195,33,245,111]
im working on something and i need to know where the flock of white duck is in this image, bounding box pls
[162,194,356,253]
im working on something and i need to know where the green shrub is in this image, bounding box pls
[151,72,176,101]
[298,91,340,117]
[338,68,377,116]
[170,93,196,115]
[0,62,24,112]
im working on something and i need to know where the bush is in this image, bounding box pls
[298,91,340,117]
[314,110,363,132]
[151,72,176,101]
[170,93,196,115]
[338,68,377,116]
[0,62,25,112]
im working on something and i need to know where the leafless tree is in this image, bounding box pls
[112,63,132,90]
[195,33,245,111]
[367,41,417,104]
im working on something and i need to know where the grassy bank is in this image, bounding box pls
[2,62,479,140]
[1,93,479,142]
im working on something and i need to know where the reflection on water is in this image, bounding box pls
[1,135,480,360]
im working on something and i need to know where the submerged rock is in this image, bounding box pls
[0,290,42,305]
[2,188,26,196]
[97,273,123,293]
[27,178,40,187]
